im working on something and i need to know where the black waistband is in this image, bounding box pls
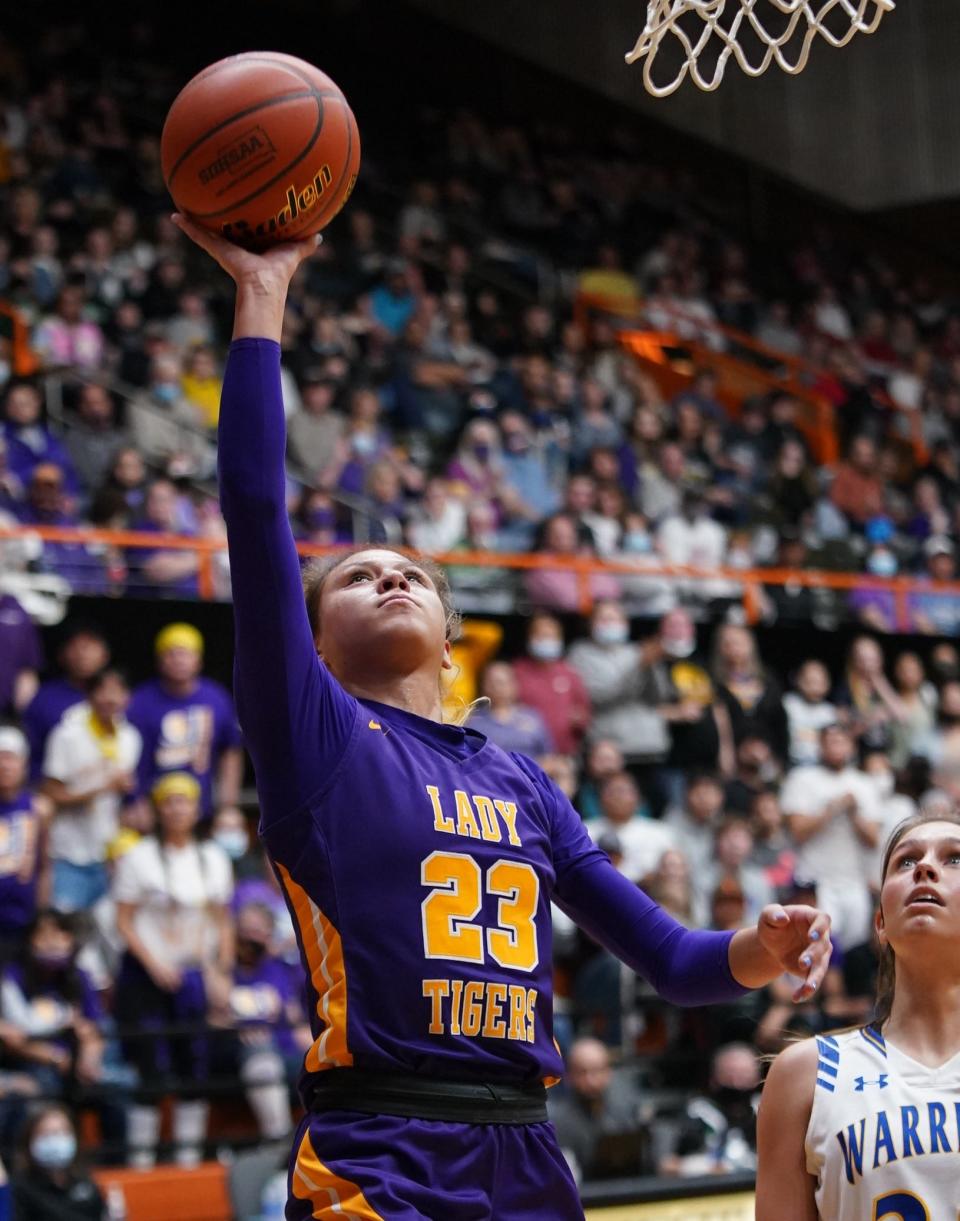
[305,1068,548,1125]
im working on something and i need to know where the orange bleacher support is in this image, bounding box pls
[574,290,927,470]
[0,301,40,376]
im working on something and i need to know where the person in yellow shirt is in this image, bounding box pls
[576,245,641,313]
[442,618,503,721]
[180,345,223,430]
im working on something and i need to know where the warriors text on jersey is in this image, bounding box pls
[806,1025,960,1220]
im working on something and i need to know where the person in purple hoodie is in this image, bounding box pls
[0,728,49,963]
[174,212,834,1221]
[21,621,110,784]
[127,622,243,822]
[0,381,78,497]
[210,901,309,1142]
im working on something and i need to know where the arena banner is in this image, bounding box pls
[586,1191,755,1220]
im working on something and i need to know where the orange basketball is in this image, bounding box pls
[161,52,360,250]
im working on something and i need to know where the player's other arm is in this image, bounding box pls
[756,1039,819,1221]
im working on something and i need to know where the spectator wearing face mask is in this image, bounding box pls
[860,749,917,895]
[569,601,670,771]
[208,903,309,1142]
[11,1105,107,1221]
[660,1043,761,1177]
[209,806,264,883]
[0,911,109,1147]
[512,613,591,756]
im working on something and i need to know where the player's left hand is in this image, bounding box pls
[755,904,832,1003]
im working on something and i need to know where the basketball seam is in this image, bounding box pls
[165,90,315,187]
[257,95,356,240]
[309,97,357,232]
[184,98,327,220]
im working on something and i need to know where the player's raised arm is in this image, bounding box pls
[172,215,353,823]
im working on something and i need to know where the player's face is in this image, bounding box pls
[317,550,451,677]
[878,821,960,951]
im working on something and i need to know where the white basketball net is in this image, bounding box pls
[626,0,895,97]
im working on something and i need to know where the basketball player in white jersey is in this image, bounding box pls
[756,812,960,1221]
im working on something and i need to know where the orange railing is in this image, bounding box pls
[574,291,927,469]
[4,523,960,629]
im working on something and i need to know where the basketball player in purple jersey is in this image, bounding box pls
[172,212,832,1221]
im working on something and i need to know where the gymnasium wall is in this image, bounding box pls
[403,0,960,212]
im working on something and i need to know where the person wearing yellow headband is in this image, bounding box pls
[127,623,243,824]
[113,769,234,1168]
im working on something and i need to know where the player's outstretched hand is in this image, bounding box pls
[755,903,832,1003]
[171,212,320,288]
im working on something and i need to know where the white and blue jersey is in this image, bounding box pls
[806,1025,960,1220]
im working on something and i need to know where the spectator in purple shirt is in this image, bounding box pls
[15,464,104,594]
[21,621,110,782]
[467,661,554,759]
[0,594,42,718]
[0,728,50,960]
[127,622,243,820]
[1,381,77,496]
[210,901,310,1141]
[125,477,199,598]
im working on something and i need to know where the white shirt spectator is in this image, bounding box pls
[783,692,838,767]
[588,816,676,885]
[657,512,727,569]
[780,763,884,947]
[112,837,232,971]
[407,498,466,554]
[43,704,142,866]
[663,807,715,877]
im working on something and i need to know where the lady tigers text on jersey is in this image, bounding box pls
[806,1025,960,1221]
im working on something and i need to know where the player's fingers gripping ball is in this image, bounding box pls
[161,51,360,251]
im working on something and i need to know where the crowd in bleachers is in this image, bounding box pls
[3,20,960,628]
[4,10,960,1204]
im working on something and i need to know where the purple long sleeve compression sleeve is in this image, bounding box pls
[218,338,354,824]
[555,854,747,1006]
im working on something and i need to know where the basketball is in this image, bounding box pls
[161,52,360,250]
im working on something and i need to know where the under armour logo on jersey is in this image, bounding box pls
[855,1074,888,1091]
